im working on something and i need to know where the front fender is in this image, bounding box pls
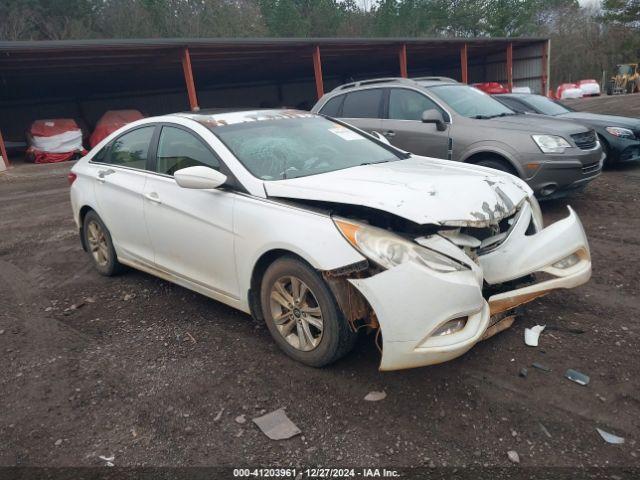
[459,141,525,177]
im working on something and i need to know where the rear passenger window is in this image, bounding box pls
[389,89,442,121]
[342,89,383,118]
[107,126,154,169]
[319,95,344,116]
[156,126,220,176]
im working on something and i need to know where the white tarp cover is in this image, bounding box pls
[29,130,83,153]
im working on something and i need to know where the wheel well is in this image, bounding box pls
[78,206,95,252]
[248,249,308,323]
[465,151,518,176]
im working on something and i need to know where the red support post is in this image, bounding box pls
[312,45,324,100]
[181,47,199,111]
[399,44,408,78]
[506,42,514,92]
[541,41,548,96]
[0,130,10,169]
[460,43,468,84]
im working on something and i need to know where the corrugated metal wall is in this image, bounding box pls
[470,42,544,92]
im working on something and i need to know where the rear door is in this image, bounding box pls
[142,124,239,300]
[336,88,384,134]
[91,125,156,263]
[380,87,450,159]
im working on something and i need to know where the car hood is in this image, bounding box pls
[559,111,640,130]
[479,113,590,135]
[264,156,530,226]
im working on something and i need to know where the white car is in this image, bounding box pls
[69,109,592,371]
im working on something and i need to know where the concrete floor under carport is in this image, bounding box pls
[0,37,549,170]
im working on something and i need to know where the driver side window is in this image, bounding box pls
[388,88,444,121]
[156,126,220,176]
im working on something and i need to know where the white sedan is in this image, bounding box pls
[69,109,591,371]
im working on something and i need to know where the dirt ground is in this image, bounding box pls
[1,111,639,472]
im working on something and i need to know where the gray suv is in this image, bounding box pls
[311,78,604,198]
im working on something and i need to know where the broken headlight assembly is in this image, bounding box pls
[532,134,571,154]
[334,218,468,273]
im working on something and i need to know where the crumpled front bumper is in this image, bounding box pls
[349,203,591,371]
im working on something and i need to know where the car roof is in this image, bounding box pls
[175,108,317,127]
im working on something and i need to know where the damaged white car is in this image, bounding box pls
[69,109,592,370]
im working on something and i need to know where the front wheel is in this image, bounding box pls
[476,157,517,176]
[260,256,357,367]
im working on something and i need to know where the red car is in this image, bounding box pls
[472,82,509,94]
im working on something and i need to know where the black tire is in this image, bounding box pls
[476,157,518,176]
[260,256,357,367]
[83,210,125,276]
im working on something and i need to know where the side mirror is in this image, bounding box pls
[174,166,227,189]
[421,109,447,131]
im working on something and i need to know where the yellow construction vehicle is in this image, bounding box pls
[606,63,640,95]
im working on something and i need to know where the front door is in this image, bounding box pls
[142,125,239,300]
[381,87,450,159]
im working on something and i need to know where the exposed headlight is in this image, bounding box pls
[532,134,571,153]
[528,195,544,231]
[552,253,580,269]
[432,317,467,336]
[334,218,468,272]
[605,126,635,139]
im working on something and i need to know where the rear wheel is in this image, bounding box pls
[260,256,357,367]
[83,210,125,276]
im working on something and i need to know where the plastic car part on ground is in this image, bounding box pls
[472,82,509,94]
[26,119,86,164]
[89,110,145,148]
[524,324,546,346]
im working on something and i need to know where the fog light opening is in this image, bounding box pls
[552,253,580,269]
[433,317,467,336]
[539,185,557,197]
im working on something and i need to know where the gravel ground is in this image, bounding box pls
[1,151,639,472]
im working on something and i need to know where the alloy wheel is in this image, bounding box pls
[269,275,324,351]
[86,220,110,267]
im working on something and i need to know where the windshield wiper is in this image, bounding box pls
[475,112,516,119]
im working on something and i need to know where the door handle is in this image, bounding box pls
[144,192,162,204]
[383,130,396,138]
[97,168,115,183]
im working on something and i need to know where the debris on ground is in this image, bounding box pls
[186,332,196,343]
[596,428,625,444]
[214,408,224,421]
[532,362,551,372]
[538,422,552,438]
[519,368,528,378]
[54,439,62,446]
[364,391,387,402]
[99,455,115,467]
[123,293,135,301]
[524,325,545,347]
[235,414,246,424]
[252,409,301,440]
[565,369,590,386]
[507,450,520,463]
